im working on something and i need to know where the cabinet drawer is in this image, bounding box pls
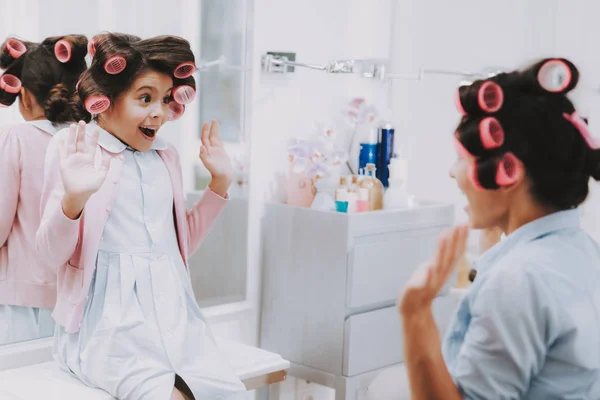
[347,227,449,309]
[342,295,459,377]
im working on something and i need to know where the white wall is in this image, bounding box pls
[553,0,600,241]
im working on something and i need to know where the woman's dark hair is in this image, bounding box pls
[455,58,600,210]
[0,35,88,123]
[76,32,196,123]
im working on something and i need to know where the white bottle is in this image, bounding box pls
[384,157,410,209]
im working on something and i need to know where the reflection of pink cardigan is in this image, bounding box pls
[36,129,227,333]
[0,123,57,309]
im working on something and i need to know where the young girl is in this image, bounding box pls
[0,34,88,345]
[36,33,245,400]
[399,59,600,398]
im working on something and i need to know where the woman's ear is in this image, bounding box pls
[19,87,30,110]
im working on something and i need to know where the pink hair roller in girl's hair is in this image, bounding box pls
[5,39,26,59]
[85,95,110,114]
[479,117,504,149]
[172,85,196,105]
[563,111,600,149]
[168,102,185,121]
[54,40,72,63]
[0,74,22,94]
[87,39,96,58]
[174,62,196,79]
[75,79,81,92]
[104,56,126,75]
[537,59,572,93]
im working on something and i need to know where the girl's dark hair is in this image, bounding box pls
[0,35,88,123]
[76,33,196,123]
[455,58,600,210]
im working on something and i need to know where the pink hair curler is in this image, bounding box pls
[537,59,571,93]
[172,85,196,104]
[453,134,473,159]
[468,163,484,190]
[478,81,504,113]
[0,74,22,94]
[496,152,522,186]
[468,152,522,190]
[54,40,72,63]
[85,95,110,114]
[5,39,26,59]
[104,56,126,74]
[168,102,185,121]
[75,78,81,92]
[174,61,196,79]
[563,111,599,149]
[479,117,504,149]
[454,88,466,115]
[87,39,96,58]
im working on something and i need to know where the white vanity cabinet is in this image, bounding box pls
[260,202,459,399]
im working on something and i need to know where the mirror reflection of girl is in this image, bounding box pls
[0,35,87,346]
[36,33,245,400]
[399,59,600,399]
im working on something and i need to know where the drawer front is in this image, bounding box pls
[342,296,459,377]
[347,227,453,309]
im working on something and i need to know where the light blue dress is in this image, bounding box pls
[443,209,600,399]
[53,127,245,400]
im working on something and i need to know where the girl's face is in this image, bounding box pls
[100,70,173,152]
[449,156,510,230]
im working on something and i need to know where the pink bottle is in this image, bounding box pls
[356,188,369,212]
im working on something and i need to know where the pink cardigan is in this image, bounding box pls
[0,122,59,309]
[36,128,227,333]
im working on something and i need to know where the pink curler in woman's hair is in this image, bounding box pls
[0,74,22,94]
[454,89,466,116]
[495,152,522,186]
[537,59,572,93]
[468,152,522,190]
[174,62,196,79]
[563,111,600,149]
[479,117,504,149]
[478,81,504,113]
[468,163,483,190]
[87,39,96,58]
[85,95,110,114]
[168,101,185,121]
[455,80,504,115]
[172,85,196,105]
[54,40,72,63]
[453,134,473,159]
[104,56,127,75]
[75,79,81,92]
[5,39,26,59]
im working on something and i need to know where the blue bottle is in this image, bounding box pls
[376,123,395,187]
[358,124,378,172]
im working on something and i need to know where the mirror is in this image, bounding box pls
[0,0,251,346]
